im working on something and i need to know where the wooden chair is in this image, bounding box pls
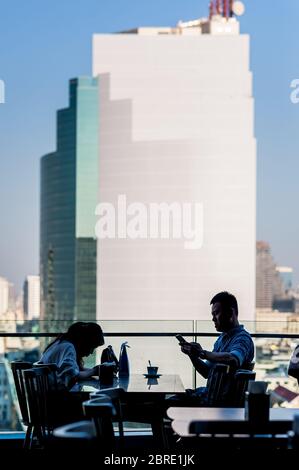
[206,363,256,407]
[53,421,97,450]
[23,366,57,449]
[82,396,116,448]
[10,361,33,449]
[90,387,125,438]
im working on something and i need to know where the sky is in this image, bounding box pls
[0,0,298,292]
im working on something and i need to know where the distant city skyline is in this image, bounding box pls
[0,0,299,291]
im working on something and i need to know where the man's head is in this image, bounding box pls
[210,292,239,332]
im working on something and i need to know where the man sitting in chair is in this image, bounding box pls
[179,291,254,405]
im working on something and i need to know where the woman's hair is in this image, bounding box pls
[44,322,104,368]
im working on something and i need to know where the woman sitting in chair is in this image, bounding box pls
[39,322,104,389]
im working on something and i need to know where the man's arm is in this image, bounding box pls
[182,343,239,370]
[189,354,211,379]
[181,343,211,379]
[199,350,239,368]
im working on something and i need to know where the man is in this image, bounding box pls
[180,291,254,405]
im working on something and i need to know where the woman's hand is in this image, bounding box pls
[92,365,100,376]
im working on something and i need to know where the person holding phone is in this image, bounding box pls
[176,291,254,405]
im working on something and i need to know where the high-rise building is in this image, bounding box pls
[40,77,99,328]
[93,14,256,321]
[276,266,293,292]
[0,277,9,316]
[23,275,40,320]
[256,241,285,309]
[256,241,275,309]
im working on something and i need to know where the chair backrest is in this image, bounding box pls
[90,387,125,438]
[83,396,116,446]
[90,387,125,401]
[206,364,230,406]
[34,363,59,389]
[23,366,53,430]
[206,362,256,407]
[232,370,256,407]
[10,361,33,425]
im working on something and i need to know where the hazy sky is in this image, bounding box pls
[0,0,298,292]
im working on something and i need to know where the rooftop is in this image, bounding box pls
[118,15,240,36]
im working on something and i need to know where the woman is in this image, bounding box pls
[39,322,104,389]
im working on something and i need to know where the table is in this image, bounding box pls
[72,374,185,396]
[167,407,299,437]
[71,374,185,446]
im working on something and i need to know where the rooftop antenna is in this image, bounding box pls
[209,0,215,19]
[223,0,228,18]
[229,0,234,17]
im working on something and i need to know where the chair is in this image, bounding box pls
[232,369,256,407]
[10,361,33,448]
[53,421,97,450]
[206,362,256,407]
[54,420,96,440]
[90,387,125,438]
[23,366,56,448]
[82,396,116,448]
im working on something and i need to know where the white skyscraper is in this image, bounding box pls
[23,275,40,320]
[0,277,9,315]
[93,13,256,321]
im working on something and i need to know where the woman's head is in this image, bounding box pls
[65,322,104,357]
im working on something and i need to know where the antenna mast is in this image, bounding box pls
[229,0,234,17]
[216,0,221,15]
[209,0,215,19]
[222,0,228,18]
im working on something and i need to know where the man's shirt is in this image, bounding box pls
[202,325,254,405]
[211,324,254,368]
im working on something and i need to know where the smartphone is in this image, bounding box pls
[175,334,188,344]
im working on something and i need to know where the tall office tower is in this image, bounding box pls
[40,77,99,328]
[0,277,9,316]
[256,241,282,309]
[23,275,40,320]
[93,12,256,321]
[276,266,293,292]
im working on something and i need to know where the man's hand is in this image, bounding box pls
[181,341,203,357]
[180,343,193,356]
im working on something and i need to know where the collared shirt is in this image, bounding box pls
[202,325,254,405]
[39,340,80,389]
[212,325,254,368]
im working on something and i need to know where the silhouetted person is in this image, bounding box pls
[39,321,104,389]
[180,291,254,404]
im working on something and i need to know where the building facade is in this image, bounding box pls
[276,266,293,292]
[256,241,277,309]
[93,15,256,321]
[23,275,40,320]
[40,77,99,328]
[0,277,9,316]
